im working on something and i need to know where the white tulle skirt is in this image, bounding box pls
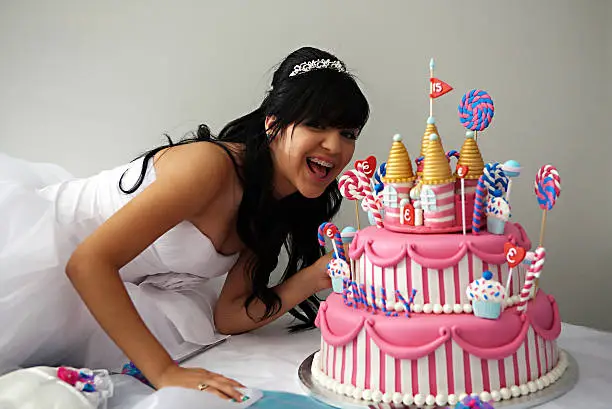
[0,154,220,376]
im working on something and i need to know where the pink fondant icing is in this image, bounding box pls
[445,341,454,392]
[424,183,455,228]
[499,358,506,389]
[315,303,365,347]
[534,335,542,377]
[365,332,371,389]
[365,320,451,359]
[451,316,529,359]
[463,350,472,393]
[385,223,467,234]
[317,290,560,361]
[349,222,531,269]
[481,359,490,393]
[529,294,562,340]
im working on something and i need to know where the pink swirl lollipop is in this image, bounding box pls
[339,169,368,229]
[339,167,384,228]
[533,165,560,290]
[458,89,495,131]
[355,163,384,228]
[338,170,367,201]
[534,165,561,210]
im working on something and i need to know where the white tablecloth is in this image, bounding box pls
[179,316,612,408]
[105,316,612,408]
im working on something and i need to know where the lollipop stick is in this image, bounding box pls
[474,130,478,142]
[429,61,434,117]
[505,267,514,295]
[461,178,466,235]
[536,209,548,291]
[355,201,361,230]
[506,179,513,201]
[331,241,339,259]
[539,209,547,247]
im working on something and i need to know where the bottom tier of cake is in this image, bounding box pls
[312,291,565,407]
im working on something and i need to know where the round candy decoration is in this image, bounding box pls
[458,89,495,131]
[535,164,561,211]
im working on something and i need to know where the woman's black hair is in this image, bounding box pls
[120,46,369,331]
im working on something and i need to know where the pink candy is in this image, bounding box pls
[339,165,384,228]
[517,247,546,312]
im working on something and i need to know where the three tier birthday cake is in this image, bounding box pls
[311,61,565,408]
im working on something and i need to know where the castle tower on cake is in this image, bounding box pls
[417,116,441,176]
[380,134,417,228]
[454,131,485,228]
[419,133,456,228]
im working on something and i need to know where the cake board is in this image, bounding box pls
[297,350,578,409]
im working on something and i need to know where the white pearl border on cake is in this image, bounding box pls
[310,350,569,407]
[365,295,522,315]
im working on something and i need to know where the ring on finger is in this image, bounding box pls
[197,383,209,391]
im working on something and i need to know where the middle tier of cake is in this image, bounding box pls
[346,223,532,314]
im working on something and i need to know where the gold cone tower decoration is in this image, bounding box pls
[383,134,416,183]
[456,131,484,180]
[420,116,442,159]
[421,133,455,185]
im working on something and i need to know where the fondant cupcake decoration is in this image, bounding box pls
[466,270,506,319]
[328,258,350,293]
[486,194,511,235]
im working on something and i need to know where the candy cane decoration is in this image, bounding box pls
[317,222,346,261]
[415,156,424,173]
[483,162,509,197]
[517,247,546,312]
[472,174,488,234]
[355,163,384,228]
[373,161,386,195]
[446,150,460,161]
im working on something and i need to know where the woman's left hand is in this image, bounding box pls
[310,252,334,293]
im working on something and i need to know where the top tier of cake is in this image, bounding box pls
[376,118,509,235]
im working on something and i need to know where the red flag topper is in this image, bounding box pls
[430,78,453,99]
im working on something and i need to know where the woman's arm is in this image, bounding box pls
[214,250,332,335]
[66,143,244,398]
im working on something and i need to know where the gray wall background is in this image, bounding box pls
[1,1,610,331]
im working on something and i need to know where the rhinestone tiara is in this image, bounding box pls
[289,58,347,77]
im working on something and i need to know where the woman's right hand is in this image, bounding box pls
[155,364,246,401]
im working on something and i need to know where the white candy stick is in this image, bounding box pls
[505,267,514,295]
[461,178,466,235]
[331,242,339,259]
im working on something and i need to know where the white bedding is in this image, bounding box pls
[103,315,612,408]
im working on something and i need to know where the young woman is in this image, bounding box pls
[0,46,369,400]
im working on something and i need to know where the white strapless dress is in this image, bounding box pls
[0,153,240,375]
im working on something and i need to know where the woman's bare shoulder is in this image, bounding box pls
[152,141,241,187]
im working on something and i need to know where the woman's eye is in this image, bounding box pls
[306,121,325,130]
[341,130,358,140]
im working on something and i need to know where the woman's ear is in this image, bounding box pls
[264,115,277,135]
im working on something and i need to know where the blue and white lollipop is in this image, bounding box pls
[502,160,522,201]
